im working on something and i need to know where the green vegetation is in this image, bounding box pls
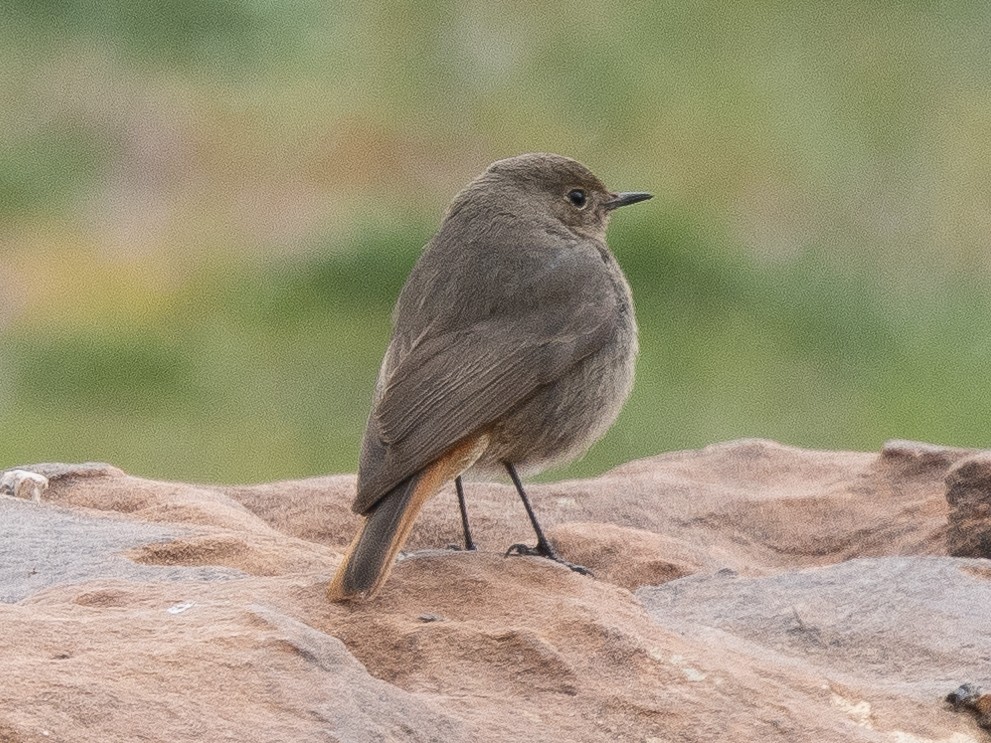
[2,2,991,483]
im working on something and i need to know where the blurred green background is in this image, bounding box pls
[2,1,990,484]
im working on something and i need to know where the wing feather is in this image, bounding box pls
[352,235,619,513]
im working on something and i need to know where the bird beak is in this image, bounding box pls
[604,192,653,210]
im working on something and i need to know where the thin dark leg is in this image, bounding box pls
[454,476,476,551]
[503,462,591,576]
[504,463,554,555]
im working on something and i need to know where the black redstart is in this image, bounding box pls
[328,153,651,601]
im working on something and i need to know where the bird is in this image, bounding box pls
[327,152,651,601]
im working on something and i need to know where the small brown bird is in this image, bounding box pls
[327,153,651,601]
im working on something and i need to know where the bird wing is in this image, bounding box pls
[353,242,620,513]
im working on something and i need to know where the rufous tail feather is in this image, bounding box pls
[327,434,489,601]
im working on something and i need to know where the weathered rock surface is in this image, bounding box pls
[1,439,988,742]
[947,453,991,558]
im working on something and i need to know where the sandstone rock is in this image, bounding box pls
[0,439,987,742]
[946,453,991,558]
[946,684,991,731]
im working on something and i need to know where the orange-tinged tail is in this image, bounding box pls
[327,435,489,601]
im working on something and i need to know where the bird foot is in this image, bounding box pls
[504,542,593,576]
[445,542,478,552]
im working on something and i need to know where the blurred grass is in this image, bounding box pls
[2,1,991,482]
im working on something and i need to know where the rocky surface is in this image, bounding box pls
[1,439,989,742]
[947,454,991,558]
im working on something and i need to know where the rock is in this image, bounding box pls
[0,469,48,501]
[0,439,987,742]
[639,556,991,691]
[946,684,991,731]
[946,453,991,558]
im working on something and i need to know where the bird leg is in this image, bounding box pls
[449,475,477,551]
[502,462,592,576]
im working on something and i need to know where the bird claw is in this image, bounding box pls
[445,542,478,552]
[505,542,543,558]
[504,542,593,576]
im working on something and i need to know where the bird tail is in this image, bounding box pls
[326,473,426,601]
[327,434,490,601]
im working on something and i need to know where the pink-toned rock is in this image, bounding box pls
[946,453,991,558]
[0,439,987,742]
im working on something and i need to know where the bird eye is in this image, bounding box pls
[567,189,587,209]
